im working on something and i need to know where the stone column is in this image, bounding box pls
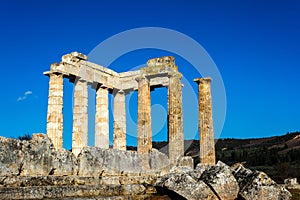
[113,90,126,150]
[194,77,216,165]
[95,86,109,149]
[46,73,64,150]
[168,73,184,164]
[137,76,152,153]
[72,79,88,156]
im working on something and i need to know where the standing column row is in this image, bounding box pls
[194,78,215,165]
[72,79,88,156]
[46,73,64,150]
[168,73,184,164]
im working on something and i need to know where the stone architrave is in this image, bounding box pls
[194,77,216,165]
[137,76,152,154]
[95,86,109,149]
[168,73,184,164]
[113,90,126,150]
[72,79,88,156]
[46,73,64,150]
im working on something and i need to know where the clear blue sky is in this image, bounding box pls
[0,0,299,149]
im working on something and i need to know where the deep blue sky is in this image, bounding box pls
[0,0,299,148]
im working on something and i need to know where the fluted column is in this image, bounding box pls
[46,73,64,150]
[137,76,152,154]
[113,90,126,150]
[194,77,215,165]
[168,73,184,164]
[72,79,88,156]
[95,86,109,149]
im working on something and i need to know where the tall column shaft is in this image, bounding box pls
[46,73,64,149]
[95,87,109,149]
[137,77,152,154]
[113,90,126,150]
[72,79,88,156]
[194,78,215,165]
[168,74,184,164]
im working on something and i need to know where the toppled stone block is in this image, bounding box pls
[156,173,218,200]
[0,137,24,176]
[232,163,291,200]
[200,161,239,200]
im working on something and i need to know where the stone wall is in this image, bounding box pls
[0,134,172,199]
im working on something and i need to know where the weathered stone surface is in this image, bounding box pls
[21,134,56,176]
[170,166,193,174]
[53,148,78,176]
[168,73,184,164]
[95,86,109,149]
[78,147,143,176]
[149,149,170,173]
[137,76,152,155]
[113,90,126,151]
[194,77,216,165]
[200,161,239,200]
[157,162,291,200]
[156,173,218,200]
[0,137,23,176]
[46,73,64,150]
[176,156,194,169]
[232,164,291,200]
[0,174,160,199]
[72,79,89,157]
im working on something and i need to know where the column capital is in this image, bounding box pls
[194,77,212,84]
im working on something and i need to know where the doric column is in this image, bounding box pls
[137,76,152,154]
[72,79,88,156]
[113,90,126,150]
[194,77,216,165]
[168,73,184,164]
[46,73,64,150]
[95,86,109,149]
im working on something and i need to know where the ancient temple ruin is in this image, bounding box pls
[44,52,215,165]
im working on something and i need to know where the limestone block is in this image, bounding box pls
[0,137,24,176]
[200,161,239,200]
[21,134,56,176]
[77,147,143,177]
[52,148,78,176]
[155,173,218,200]
[149,149,170,172]
[232,163,291,200]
